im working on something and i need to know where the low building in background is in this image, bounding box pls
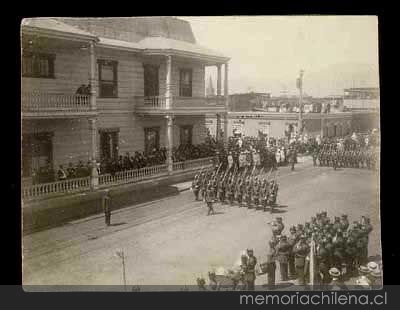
[343,87,380,110]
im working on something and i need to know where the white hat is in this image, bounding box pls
[367,261,379,272]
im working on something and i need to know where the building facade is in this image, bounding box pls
[21,17,230,182]
[343,87,380,110]
[206,111,379,140]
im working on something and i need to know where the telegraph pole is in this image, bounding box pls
[297,70,304,135]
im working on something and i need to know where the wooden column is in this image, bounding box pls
[217,64,222,96]
[165,55,172,109]
[88,118,99,190]
[223,62,229,144]
[89,41,97,111]
[166,115,174,173]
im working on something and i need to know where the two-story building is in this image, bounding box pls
[21,17,230,183]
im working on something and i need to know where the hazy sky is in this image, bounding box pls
[180,16,379,97]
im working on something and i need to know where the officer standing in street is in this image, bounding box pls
[102,189,112,227]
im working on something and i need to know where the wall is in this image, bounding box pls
[22,119,92,168]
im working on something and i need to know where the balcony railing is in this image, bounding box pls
[135,95,226,114]
[22,92,93,115]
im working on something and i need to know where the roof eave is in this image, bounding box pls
[143,48,230,64]
[21,25,98,43]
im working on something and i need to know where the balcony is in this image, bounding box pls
[134,95,227,116]
[21,92,98,119]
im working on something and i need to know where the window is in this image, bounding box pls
[22,133,53,181]
[143,64,159,97]
[144,127,160,154]
[99,129,119,162]
[22,52,55,78]
[98,60,118,98]
[179,69,192,97]
[180,125,193,145]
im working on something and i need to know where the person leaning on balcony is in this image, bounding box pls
[57,165,67,181]
[67,162,76,179]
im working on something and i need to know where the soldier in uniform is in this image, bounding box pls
[276,235,291,281]
[200,172,207,201]
[340,214,349,231]
[226,178,235,206]
[102,190,112,226]
[271,217,285,237]
[191,174,201,201]
[236,178,244,207]
[205,183,216,215]
[245,249,257,290]
[312,147,318,167]
[264,252,276,288]
[217,176,226,203]
[287,226,298,279]
[293,235,310,285]
[252,177,261,208]
[245,179,253,209]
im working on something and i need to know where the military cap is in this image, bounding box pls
[246,248,254,253]
[341,214,348,218]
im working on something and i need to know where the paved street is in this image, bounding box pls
[23,160,380,289]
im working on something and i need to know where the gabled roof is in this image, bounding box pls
[21,17,229,63]
[21,18,97,41]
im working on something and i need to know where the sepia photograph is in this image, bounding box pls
[21,16,381,291]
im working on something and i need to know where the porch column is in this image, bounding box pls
[166,115,174,174]
[165,55,172,110]
[88,117,99,190]
[223,62,229,145]
[217,64,222,96]
[89,41,97,111]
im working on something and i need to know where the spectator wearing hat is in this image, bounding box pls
[366,262,382,287]
[328,267,347,290]
[355,266,372,289]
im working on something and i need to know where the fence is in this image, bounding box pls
[98,164,168,187]
[22,176,91,200]
[22,157,216,200]
[172,156,215,172]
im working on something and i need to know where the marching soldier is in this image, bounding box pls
[191,174,201,201]
[205,183,216,216]
[218,176,226,203]
[245,179,252,209]
[226,178,235,205]
[252,177,261,208]
[236,178,245,207]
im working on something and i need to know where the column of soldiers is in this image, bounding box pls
[314,143,378,170]
[192,164,280,215]
[264,212,374,288]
